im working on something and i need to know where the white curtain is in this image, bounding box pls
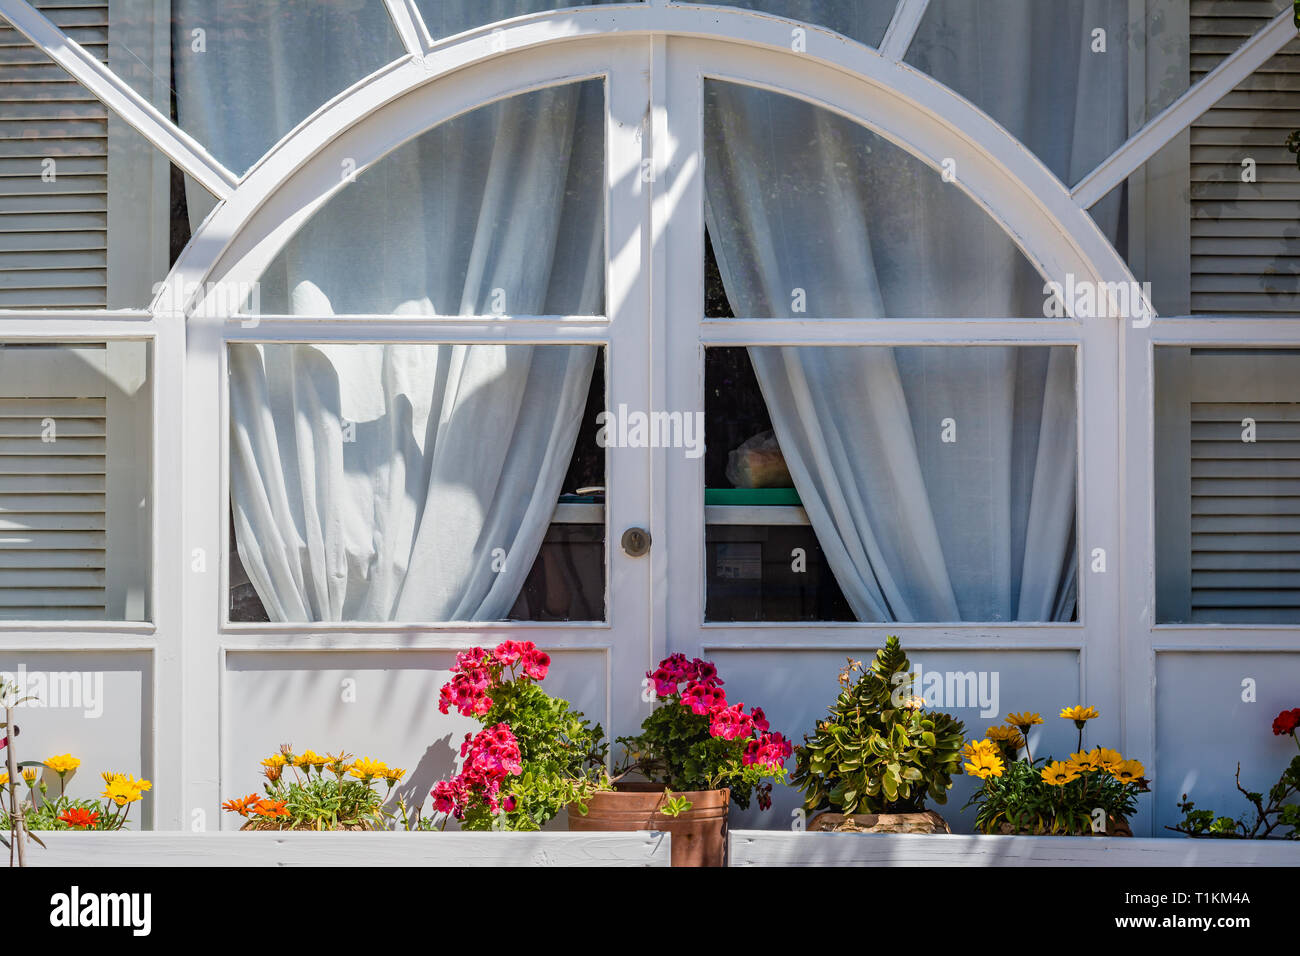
[176,7,604,622]
[703,0,1126,622]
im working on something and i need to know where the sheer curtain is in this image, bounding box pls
[175,8,603,622]
[703,0,1123,621]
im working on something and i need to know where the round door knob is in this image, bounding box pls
[621,527,651,557]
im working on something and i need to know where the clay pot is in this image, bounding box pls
[568,783,729,867]
[808,810,951,834]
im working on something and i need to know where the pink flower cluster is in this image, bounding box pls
[647,655,788,773]
[430,723,523,819]
[437,640,551,717]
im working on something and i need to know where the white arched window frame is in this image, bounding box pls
[0,0,1295,832]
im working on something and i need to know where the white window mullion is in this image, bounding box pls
[661,36,707,668]
[604,38,656,743]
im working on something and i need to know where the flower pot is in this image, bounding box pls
[808,810,951,834]
[567,783,729,867]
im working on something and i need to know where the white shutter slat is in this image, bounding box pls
[0,1,108,310]
[1190,396,1300,622]
[1190,5,1299,316]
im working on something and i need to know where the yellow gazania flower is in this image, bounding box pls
[985,726,1025,747]
[1109,759,1145,784]
[21,768,38,785]
[0,772,8,787]
[383,767,406,785]
[961,739,999,760]
[101,771,121,784]
[261,754,288,769]
[102,778,143,806]
[1041,761,1080,787]
[348,757,388,781]
[119,774,151,793]
[1060,705,1100,725]
[964,750,1004,780]
[43,754,80,775]
[1006,712,1044,732]
[1067,750,1102,773]
[1092,747,1123,771]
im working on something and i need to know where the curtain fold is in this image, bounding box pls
[177,8,604,623]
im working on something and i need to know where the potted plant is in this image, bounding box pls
[223,747,402,830]
[428,640,610,830]
[568,654,792,867]
[791,637,966,833]
[1,755,152,833]
[1167,706,1300,839]
[964,705,1148,835]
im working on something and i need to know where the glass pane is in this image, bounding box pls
[0,342,152,622]
[1088,27,1300,318]
[169,1,403,175]
[415,0,639,41]
[705,345,1079,623]
[1156,348,1300,624]
[910,1,1290,190]
[227,343,604,624]
[703,81,1046,318]
[689,1,896,48]
[248,80,604,316]
[908,0,1131,189]
[0,12,198,309]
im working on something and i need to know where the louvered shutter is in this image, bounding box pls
[0,344,107,620]
[1190,1,1300,315]
[1157,349,1300,623]
[0,1,109,309]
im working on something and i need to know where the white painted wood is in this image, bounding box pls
[1073,8,1299,209]
[28,830,671,866]
[878,0,930,61]
[703,319,1081,345]
[0,0,237,199]
[729,830,1300,866]
[383,0,432,56]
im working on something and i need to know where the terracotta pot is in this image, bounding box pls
[808,810,951,834]
[568,783,729,867]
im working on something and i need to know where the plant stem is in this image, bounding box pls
[4,704,26,867]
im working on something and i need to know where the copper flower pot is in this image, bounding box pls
[568,783,729,867]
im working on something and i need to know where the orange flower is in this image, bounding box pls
[251,798,289,818]
[57,807,100,829]
[222,793,261,818]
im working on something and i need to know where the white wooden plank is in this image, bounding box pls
[729,831,1300,866]
[27,830,671,867]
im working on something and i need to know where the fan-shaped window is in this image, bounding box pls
[247,80,605,317]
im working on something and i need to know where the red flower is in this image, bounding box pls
[58,807,100,829]
[1273,708,1300,736]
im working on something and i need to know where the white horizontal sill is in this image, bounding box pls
[24,830,669,867]
[728,831,1300,867]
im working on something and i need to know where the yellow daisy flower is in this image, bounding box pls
[1067,750,1103,773]
[964,750,1004,780]
[1041,761,1080,787]
[1109,759,1145,784]
[1060,705,1100,725]
[21,768,38,785]
[261,754,287,769]
[1092,747,1123,771]
[102,778,143,806]
[961,739,1000,760]
[1006,712,1044,732]
[348,757,388,781]
[985,725,1025,747]
[43,754,80,776]
[383,767,406,785]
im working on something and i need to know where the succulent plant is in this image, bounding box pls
[792,636,966,814]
